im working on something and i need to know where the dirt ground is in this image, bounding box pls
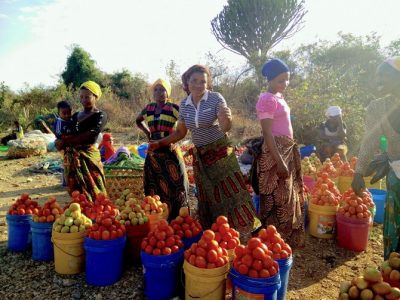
[0,136,385,300]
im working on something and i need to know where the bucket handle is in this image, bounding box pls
[52,240,84,258]
[180,267,227,299]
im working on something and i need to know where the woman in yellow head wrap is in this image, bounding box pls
[135,79,189,220]
[55,80,108,201]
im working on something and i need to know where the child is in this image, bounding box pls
[254,58,305,248]
[98,132,115,162]
[54,100,73,139]
[1,121,24,145]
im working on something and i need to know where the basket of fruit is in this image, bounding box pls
[104,165,144,201]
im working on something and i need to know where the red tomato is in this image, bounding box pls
[241,254,253,267]
[141,239,148,250]
[268,266,278,276]
[166,236,175,247]
[192,227,202,236]
[171,245,180,253]
[116,228,124,238]
[155,231,166,241]
[222,232,233,242]
[162,247,172,255]
[215,256,226,267]
[195,247,207,258]
[259,269,271,278]
[202,230,215,242]
[101,230,110,240]
[248,269,259,278]
[238,264,249,275]
[149,236,157,246]
[152,248,161,256]
[227,238,238,250]
[211,223,219,232]
[188,254,196,265]
[184,230,193,238]
[252,259,263,271]
[218,223,230,235]
[195,256,207,268]
[252,247,266,260]
[234,244,246,258]
[157,240,166,249]
[216,216,228,225]
[272,243,282,253]
[248,238,262,250]
[110,230,118,240]
[214,232,222,243]
[207,250,218,263]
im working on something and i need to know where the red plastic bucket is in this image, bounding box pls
[125,222,150,265]
[336,213,371,252]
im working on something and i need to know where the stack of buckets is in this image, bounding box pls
[125,222,151,266]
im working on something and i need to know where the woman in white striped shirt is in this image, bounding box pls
[149,64,260,242]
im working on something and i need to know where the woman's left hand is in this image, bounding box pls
[218,104,232,132]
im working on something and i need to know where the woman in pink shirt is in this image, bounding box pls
[254,58,305,248]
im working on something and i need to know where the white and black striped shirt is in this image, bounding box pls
[179,90,227,147]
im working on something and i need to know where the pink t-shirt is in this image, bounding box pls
[256,92,293,138]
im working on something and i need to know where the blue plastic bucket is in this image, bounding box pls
[369,189,387,223]
[300,145,316,159]
[84,236,127,286]
[141,248,184,300]
[277,256,293,300]
[182,232,203,250]
[252,194,260,214]
[30,221,53,261]
[6,214,32,252]
[138,143,149,159]
[230,268,281,300]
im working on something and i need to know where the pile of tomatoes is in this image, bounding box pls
[32,197,63,223]
[170,208,202,239]
[311,172,341,206]
[8,193,39,215]
[184,229,229,269]
[233,237,279,278]
[141,219,183,255]
[257,225,292,260]
[86,211,126,240]
[338,189,374,220]
[211,216,240,250]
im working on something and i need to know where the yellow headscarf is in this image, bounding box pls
[80,81,102,99]
[151,78,172,99]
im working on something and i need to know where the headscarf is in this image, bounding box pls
[261,58,290,81]
[151,78,171,98]
[385,56,400,72]
[80,81,102,99]
[325,106,342,118]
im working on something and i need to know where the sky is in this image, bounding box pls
[0,0,399,92]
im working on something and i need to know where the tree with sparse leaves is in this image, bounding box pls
[211,0,306,82]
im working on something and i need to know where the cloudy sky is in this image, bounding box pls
[0,0,399,91]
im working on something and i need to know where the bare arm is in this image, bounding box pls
[135,113,150,140]
[217,104,232,133]
[260,118,288,178]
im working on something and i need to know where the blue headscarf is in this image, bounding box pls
[261,59,290,81]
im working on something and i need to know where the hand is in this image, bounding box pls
[276,161,289,178]
[351,173,365,196]
[218,104,232,121]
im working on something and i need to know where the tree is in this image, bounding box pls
[61,45,103,88]
[211,0,306,82]
[110,69,136,100]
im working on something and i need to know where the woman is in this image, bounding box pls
[98,132,115,162]
[255,58,305,248]
[352,57,400,259]
[136,79,189,220]
[149,65,260,241]
[317,105,347,161]
[55,80,107,201]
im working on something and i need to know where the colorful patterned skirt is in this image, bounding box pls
[384,170,400,259]
[192,136,261,242]
[256,136,305,248]
[64,145,107,201]
[144,145,189,221]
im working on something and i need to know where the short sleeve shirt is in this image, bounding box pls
[256,92,293,138]
[179,91,226,147]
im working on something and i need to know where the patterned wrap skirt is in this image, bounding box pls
[192,136,261,242]
[64,145,107,201]
[144,145,189,221]
[256,136,305,248]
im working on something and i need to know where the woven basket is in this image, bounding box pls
[104,166,144,201]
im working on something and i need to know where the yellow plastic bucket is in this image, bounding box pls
[338,176,353,193]
[52,231,85,275]
[308,202,338,239]
[127,145,139,156]
[183,260,229,300]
